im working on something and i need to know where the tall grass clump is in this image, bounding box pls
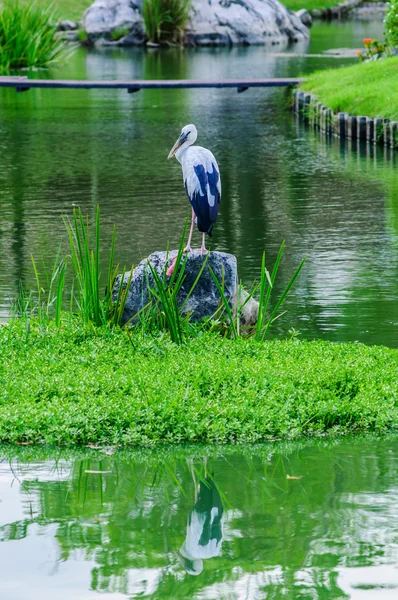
[64,206,132,327]
[207,242,305,340]
[142,0,191,44]
[141,228,210,344]
[14,206,305,344]
[0,0,68,72]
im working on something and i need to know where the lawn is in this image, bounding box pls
[299,56,398,121]
[26,0,92,21]
[283,0,339,11]
[1,320,397,446]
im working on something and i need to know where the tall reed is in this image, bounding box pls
[142,0,191,44]
[142,225,210,344]
[0,0,69,72]
[63,206,132,328]
[15,208,305,343]
[208,241,306,340]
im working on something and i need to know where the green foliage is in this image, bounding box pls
[16,207,304,343]
[110,25,131,41]
[77,28,88,44]
[63,206,132,327]
[0,0,69,71]
[299,56,398,120]
[0,320,398,444]
[142,0,191,44]
[385,0,398,49]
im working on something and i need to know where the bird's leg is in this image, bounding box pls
[200,233,208,256]
[184,208,195,253]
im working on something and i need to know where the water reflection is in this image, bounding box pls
[1,438,398,598]
[179,460,224,576]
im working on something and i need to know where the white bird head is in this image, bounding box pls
[167,124,198,160]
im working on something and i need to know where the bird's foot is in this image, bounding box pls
[183,245,192,253]
[166,257,177,277]
[200,247,208,256]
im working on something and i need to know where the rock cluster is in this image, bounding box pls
[112,250,259,327]
[83,0,309,46]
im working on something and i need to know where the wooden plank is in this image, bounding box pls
[0,77,303,92]
[0,76,28,81]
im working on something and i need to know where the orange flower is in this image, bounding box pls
[363,38,373,45]
[355,50,361,55]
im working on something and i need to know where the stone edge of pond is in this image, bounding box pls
[292,89,398,149]
[310,0,384,20]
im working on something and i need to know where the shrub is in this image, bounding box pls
[385,0,398,49]
[0,0,68,71]
[142,0,191,44]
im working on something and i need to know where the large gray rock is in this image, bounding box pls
[113,250,238,326]
[84,0,146,45]
[238,287,259,328]
[295,9,312,28]
[83,0,309,46]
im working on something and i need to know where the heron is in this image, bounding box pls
[167,124,221,257]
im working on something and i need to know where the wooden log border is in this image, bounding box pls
[292,89,398,149]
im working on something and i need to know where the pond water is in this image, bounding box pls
[1,437,398,599]
[1,20,396,347]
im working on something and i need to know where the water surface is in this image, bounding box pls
[1,437,398,599]
[2,20,397,346]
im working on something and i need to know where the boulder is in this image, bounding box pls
[84,0,146,45]
[310,9,323,18]
[58,19,77,31]
[295,9,312,28]
[238,287,259,328]
[83,0,309,46]
[113,250,238,326]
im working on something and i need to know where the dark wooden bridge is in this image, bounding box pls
[0,76,303,94]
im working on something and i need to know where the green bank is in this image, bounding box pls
[1,320,397,445]
[299,56,398,121]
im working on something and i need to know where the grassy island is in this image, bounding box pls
[1,319,397,446]
[299,56,398,121]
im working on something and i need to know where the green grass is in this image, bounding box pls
[0,0,69,71]
[142,0,191,44]
[0,319,398,445]
[283,0,338,10]
[299,56,398,120]
[20,0,91,21]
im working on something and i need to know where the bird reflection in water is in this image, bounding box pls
[178,458,224,576]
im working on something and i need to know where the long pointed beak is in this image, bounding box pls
[167,139,181,160]
[167,133,188,160]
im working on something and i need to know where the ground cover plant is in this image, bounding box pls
[5,208,394,448]
[0,0,68,71]
[299,56,398,121]
[1,320,398,445]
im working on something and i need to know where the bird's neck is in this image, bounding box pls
[176,143,192,164]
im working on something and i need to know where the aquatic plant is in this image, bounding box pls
[0,0,69,71]
[63,206,132,327]
[14,206,304,345]
[142,0,191,44]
